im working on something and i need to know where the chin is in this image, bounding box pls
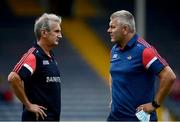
[111,39,116,43]
[54,41,59,45]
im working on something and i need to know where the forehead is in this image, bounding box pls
[109,18,119,26]
[49,21,61,30]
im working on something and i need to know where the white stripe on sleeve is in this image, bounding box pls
[23,63,33,74]
[146,57,157,69]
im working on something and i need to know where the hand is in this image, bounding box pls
[26,103,47,120]
[136,102,156,113]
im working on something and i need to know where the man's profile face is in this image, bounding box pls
[107,18,124,43]
[46,21,62,47]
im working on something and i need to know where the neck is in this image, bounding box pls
[119,33,135,49]
[37,41,51,57]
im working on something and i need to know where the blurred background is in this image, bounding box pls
[0,0,180,121]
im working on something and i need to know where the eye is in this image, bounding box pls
[55,30,60,33]
[111,26,115,29]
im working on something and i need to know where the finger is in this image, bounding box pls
[39,105,47,110]
[136,105,143,111]
[38,111,45,120]
[39,108,47,118]
[136,107,140,111]
[42,109,47,117]
[36,113,39,120]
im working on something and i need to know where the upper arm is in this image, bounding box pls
[158,66,176,82]
[8,72,22,84]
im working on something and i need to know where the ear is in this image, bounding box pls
[41,30,47,37]
[122,25,128,35]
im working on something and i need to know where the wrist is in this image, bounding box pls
[152,100,160,109]
[24,101,31,109]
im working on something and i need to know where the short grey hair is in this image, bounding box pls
[34,13,62,40]
[110,10,136,33]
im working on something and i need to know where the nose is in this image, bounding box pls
[107,28,111,33]
[57,33,62,39]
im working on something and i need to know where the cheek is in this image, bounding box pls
[115,28,122,35]
[113,30,120,37]
[50,34,56,39]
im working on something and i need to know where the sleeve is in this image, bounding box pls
[13,53,36,81]
[142,47,168,75]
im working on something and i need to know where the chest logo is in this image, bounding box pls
[127,55,132,60]
[112,54,118,59]
[43,60,49,65]
[46,76,61,83]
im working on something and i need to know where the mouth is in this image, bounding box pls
[57,37,61,41]
[55,38,60,44]
[56,37,62,42]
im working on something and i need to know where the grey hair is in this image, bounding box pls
[110,10,136,33]
[34,13,62,40]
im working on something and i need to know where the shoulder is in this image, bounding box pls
[137,37,152,48]
[134,37,154,55]
[23,47,37,62]
[13,47,37,73]
[21,47,37,59]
